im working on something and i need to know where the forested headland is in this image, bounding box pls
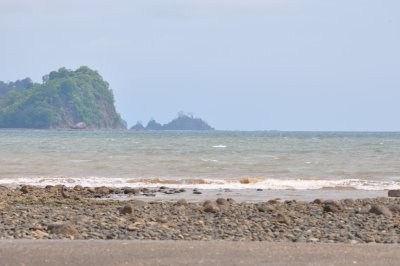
[0,67,125,129]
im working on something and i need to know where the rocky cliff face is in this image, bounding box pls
[0,66,125,129]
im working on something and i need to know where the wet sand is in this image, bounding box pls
[115,188,388,202]
[1,240,400,266]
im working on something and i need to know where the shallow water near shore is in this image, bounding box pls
[104,188,388,203]
[1,130,399,200]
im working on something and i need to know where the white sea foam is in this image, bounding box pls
[0,176,399,191]
[69,160,94,163]
[212,145,227,148]
[201,159,218,163]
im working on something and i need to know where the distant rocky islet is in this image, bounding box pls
[130,113,214,131]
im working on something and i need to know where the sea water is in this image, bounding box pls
[0,130,400,192]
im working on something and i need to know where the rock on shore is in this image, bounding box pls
[0,185,400,243]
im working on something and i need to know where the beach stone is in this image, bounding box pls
[176,199,188,206]
[73,185,84,191]
[275,213,290,224]
[124,188,139,195]
[127,225,139,231]
[54,185,66,191]
[388,190,400,197]
[323,200,341,213]
[369,205,392,218]
[364,235,375,243]
[343,199,354,204]
[33,230,49,238]
[355,206,370,214]
[216,198,228,206]
[215,198,228,205]
[47,223,77,238]
[227,198,236,204]
[120,205,133,215]
[61,189,70,199]
[257,204,275,213]
[216,198,230,210]
[307,237,319,243]
[267,199,279,205]
[347,233,356,240]
[313,198,324,204]
[45,185,60,194]
[96,186,111,195]
[156,216,168,223]
[192,188,203,194]
[203,200,212,206]
[113,188,123,194]
[87,187,96,193]
[203,201,220,213]
[323,205,337,213]
[47,185,64,194]
[20,185,31,194]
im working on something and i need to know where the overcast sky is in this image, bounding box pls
[0,0,399,131]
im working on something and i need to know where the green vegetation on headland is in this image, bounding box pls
[0,67,125,129]
[131,112,214,131]
[0,78,35,98]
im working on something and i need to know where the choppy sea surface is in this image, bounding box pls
[0,130,400,191]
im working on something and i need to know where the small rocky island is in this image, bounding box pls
[131,112,214,131]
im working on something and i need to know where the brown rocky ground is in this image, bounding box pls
[0,185,399,243]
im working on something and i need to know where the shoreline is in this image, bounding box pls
[1,185,399,243]
[0,183,390,203]
[106,188,388,202]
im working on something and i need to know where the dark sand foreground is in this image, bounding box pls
[1,240,400,266]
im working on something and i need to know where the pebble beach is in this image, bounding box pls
[1,185,400,244]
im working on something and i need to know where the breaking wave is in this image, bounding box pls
[0,176,399,191]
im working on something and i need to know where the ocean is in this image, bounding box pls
[1,130,400,193]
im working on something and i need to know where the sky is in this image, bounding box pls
[0,0,399,131]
